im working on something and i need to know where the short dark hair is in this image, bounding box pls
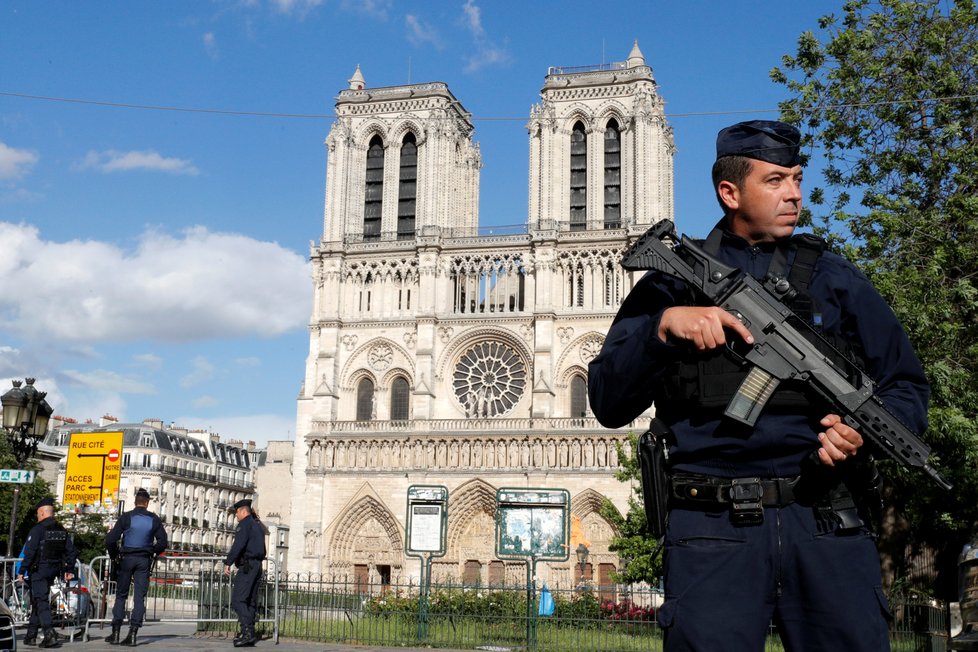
[135,496,150,506]
[711,155,754,213]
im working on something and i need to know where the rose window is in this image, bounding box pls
[453,341,526,418]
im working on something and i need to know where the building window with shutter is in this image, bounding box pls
[569,121,587,231]
[398,133,417,240]
[604,119,621,228]
[364,136,384,241]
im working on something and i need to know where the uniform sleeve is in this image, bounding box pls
[588,271,688,428]
[64,532,78,574]
[105,513,128,557]
[835,263,930,434]
[20,526,40,572]
[224,523,248,567]
[153,515,168,555]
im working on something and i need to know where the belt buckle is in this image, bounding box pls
[729,477,763,526]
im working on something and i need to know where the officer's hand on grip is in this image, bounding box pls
[816,414,864,467]
[658,306,754,350]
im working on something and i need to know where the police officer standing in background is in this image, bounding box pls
[17,497,77,648]
[589,121,930,651]
[223,499,266,648]
[105,487,168,646]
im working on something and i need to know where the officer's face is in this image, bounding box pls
[720,159,803,244]
[235,507,249,522]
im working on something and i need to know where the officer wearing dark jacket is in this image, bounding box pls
[105,488,168,646]
[589,120,930,651]
[17,497,77,648]
[223,499,266,648]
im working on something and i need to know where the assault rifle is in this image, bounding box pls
[621,220,951,490]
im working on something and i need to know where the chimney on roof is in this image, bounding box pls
[143,418,164,429]
[247,441,256,451]
[100,414,119,427]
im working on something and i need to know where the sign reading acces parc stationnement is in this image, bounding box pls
[62,431,124,512]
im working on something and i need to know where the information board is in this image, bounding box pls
[405,485,448,558]
[495,488,570,561]
[63,431,124,513]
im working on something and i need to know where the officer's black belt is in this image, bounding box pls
[671,473,800,508]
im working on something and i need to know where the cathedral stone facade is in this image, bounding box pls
[288,43,674,588]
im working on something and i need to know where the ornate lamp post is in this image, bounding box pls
[1,378,54,556]
[576,543,590,584]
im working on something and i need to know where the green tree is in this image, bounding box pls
[772,0,978,597]
[58,511,111,565]
[0,435,54,556]
[601,432,662,585]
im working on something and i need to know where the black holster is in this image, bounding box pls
[638,418,672,539]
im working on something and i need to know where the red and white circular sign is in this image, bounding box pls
[107,449,120,462]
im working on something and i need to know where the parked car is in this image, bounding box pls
[0,599,16,652]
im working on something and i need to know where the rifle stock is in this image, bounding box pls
[621,220,950,490]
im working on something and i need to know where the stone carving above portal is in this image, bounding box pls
[580,335,604,364]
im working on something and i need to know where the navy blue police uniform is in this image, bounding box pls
[20,497,77,647]
[588,121,930,651]
[224,499,266,647]
[105,488,168,644]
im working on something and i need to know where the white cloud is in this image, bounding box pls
[460,0,511,73]
[191,395,218,409]
[406,15,442,49]
[203,32,219,59]
[132,353,163,371]
[0,222,311,343]
[271,0,323,16]
[176,413,295,447]
[78,150,199,176]
[0,142,39,181]
[61,368,156,395]
[341,0,391,20]
[180,356,216,388]
[235,357,261,367]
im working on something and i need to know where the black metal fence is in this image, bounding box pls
[275,574,949,652]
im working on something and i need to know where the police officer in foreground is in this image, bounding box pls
[17,497,77,648]
[588,120,930,651]
[105,487,169,646]
[223,499,266,648]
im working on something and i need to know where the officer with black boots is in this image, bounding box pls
[589,121,930,651]
[223,499,266,648]
[17,497,77,648]
[105,487,169,646]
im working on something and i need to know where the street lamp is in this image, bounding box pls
[1,378,54,556]
[576,543,590,579]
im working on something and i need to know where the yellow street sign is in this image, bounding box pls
[63,431,124,513]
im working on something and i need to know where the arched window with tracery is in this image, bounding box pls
[364,135,384,241]
[604,119,621,228]
[356,377,375,421]
[569,121,587,231]
[570,375,588,418]
[398,133,417,240]
[390,376,410,421]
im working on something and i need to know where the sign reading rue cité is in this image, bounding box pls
[62,431,124,513]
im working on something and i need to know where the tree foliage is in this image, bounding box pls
[0,434,54,557]
[602,433,662,585]
[772,0,978,595]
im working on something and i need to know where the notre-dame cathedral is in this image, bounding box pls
[287,42,674,588]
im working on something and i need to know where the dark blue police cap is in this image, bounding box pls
[716,120,801,167]
[231,498,252,513]
[34,497,55,510]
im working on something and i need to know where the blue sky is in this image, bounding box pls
[0,1,843,446]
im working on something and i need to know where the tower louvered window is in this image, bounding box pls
[398,133,417,240]
[570,375,588,418]
[363,136,384,241]
[604,119,621,228]
[390,377,410,421]
[356,377,374,421]
[569,121,587,231]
